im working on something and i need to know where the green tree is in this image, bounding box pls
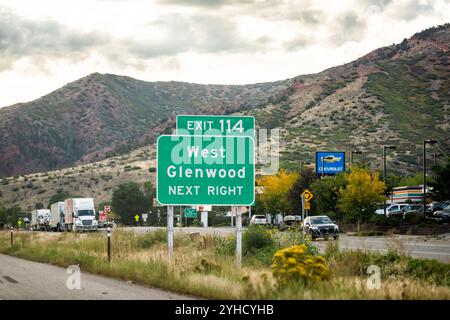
[430,157,450,201]
[310,173,347,221]
[338,168,386,231]
[287,168,318,213]
[0,202,6,227]
[112,182,147,225]
[6,204,22,227]
[35,203,44,209]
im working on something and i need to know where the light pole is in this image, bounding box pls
[321,156,334,178]
[382,145,396,216]
[432,153,443,182]
[423,140,437,215]
[351,150,362,166]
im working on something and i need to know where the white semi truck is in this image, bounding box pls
[50,202,66,232]
[31,209,52,231]
[65,198,98,232]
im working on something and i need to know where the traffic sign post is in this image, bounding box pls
[167,206,174,263]
[235,206,242,268]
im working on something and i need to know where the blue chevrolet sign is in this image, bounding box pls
[315,151,346,175]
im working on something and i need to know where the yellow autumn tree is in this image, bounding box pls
[337,167,386,230]
[256,170,299,214]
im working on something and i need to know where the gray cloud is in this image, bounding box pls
[0,10,109,71]
[393,0,435,21]
[0,9,273,71]
[329,11,367,46]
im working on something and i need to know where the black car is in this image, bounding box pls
[433,204,450,222]
[303,215,339,240]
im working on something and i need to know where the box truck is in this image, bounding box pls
[31,209,52,231]
[50,202,66,232]
[65,198,98,232]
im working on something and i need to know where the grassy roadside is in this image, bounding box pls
[0,228,449,299]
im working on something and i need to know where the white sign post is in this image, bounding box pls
[167,206,174,262]
[235,206,243,268]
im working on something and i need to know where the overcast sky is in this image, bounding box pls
[0,0,449,107]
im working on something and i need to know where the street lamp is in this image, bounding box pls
[382,145,396,216]
[423,140,437,214]
[351,150,362,165]
[321,156,334,178]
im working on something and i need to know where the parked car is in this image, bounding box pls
[401,204,424,218]
[303,215,339,240]
[386,204,408,217]
[284,215,298,227]
[427,202,446,215]
[433,204,450,222]
[375,203,407,216]
[250,215,268,226]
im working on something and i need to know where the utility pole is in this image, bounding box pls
[423,140,437,215]
[382,145,396,216]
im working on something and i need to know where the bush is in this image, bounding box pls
[271,244,329,286]
[243,226,274,254]
[136,229,166,249]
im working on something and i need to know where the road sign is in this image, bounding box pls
[135,214,140,222]
[197,205,212,212]
[316,151,346,175]
[176,115,255,137]
[184,208,197,218]
[301,189,313,202]
[304,202,311,210]
[157,135,255,206]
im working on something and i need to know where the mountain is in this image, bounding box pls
[248,23,450,173]
[0,74,290,177]
[0,23,449,180]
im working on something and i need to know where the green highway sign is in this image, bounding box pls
[176,115,255,137]
[184,208,197,218]
[157,135,255,206]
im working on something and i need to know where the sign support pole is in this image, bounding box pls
[301,195,305,242]
[235,206,242,268]
[167,206,174,263]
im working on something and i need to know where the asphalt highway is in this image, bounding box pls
[0,254,194,300]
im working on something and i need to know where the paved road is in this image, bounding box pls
[0,254,194,300]
[129,227,450,262]
[314,234,450,263]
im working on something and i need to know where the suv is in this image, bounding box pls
[433,204,450,222]
[250,215,268,226]
[401,204,424,218]
[375,204,407,217]
[303,215,339,240]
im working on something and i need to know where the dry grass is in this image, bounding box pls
[0,229,449,299]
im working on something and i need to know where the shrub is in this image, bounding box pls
[243,226,274,254]
[136,229,166,249]
[271,244,329,286]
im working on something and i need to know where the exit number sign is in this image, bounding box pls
[176,115,255,137]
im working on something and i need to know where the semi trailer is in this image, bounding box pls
[65,198,98,232]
